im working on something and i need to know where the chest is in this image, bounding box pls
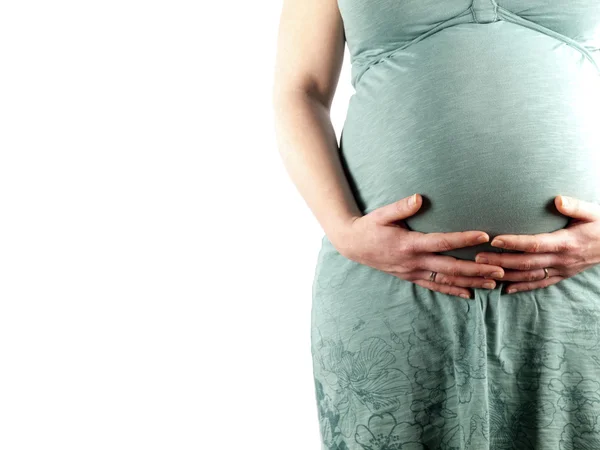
[338,0,600,55]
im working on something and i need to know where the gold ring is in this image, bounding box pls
[429,271,437,282]
[543,267,549,279]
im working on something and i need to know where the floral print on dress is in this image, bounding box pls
[313,334,413,438]
[567,307,600,350]
[559,422,600,450]
[488,382,555,449]
[354,412,425,450]
[549,371,600,413]
[383,317,405,349]
[315,250,351,290]
[498,337,566,391]
[407,308,457,391]
[314,376,351,450]
[407,307,486,403]
[311,260,600,448]
[451,320,487,404]
[440,417,483,450]
[410,387,456,429]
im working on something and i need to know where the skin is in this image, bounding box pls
[271,0,600,299]
[477,195,600,294]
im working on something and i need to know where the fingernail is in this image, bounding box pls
[506,288,517,294]
[476,256,489,264]
[491,271,504,278]
[460,294,470,299]
[561,196,570,208]
[483,282,495,289]
[476,234,488,243]
[491,239,505,248]
[409,193,417,206]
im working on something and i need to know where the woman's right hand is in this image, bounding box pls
[330,194,505,299]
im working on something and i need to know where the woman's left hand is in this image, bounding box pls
[475,195,600,294]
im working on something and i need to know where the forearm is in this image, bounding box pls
[273,90,362,245]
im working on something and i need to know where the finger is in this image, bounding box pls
[416,254,505,278]
[370,193,422,225]
[410,270,497,289]
[412,279,472,299]
[504,276,565,294]
[475,252,558,271]
[485,267,560,282]
[556,195,600,222]
[490,228,575,253]
[410,230,490,253]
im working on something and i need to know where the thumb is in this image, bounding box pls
[371,193,422,225]
[556,195,600,222]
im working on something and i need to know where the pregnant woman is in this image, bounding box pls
[272,0,600,448]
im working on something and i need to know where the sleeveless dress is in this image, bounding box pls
[311,1,600,449]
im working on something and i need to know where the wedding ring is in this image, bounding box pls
[429,271,437,282]
[543,267,549,279]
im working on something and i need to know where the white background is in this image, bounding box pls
[0,1,354,448]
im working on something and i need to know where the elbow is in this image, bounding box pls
[272,76,331,112]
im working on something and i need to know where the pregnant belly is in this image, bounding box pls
[340,22,600,261]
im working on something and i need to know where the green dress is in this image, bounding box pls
[311,1,600,449]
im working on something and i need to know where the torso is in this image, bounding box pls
[337,0,600,260]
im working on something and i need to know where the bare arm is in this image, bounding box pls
[272,0,360,250]
[270,0,508,298]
